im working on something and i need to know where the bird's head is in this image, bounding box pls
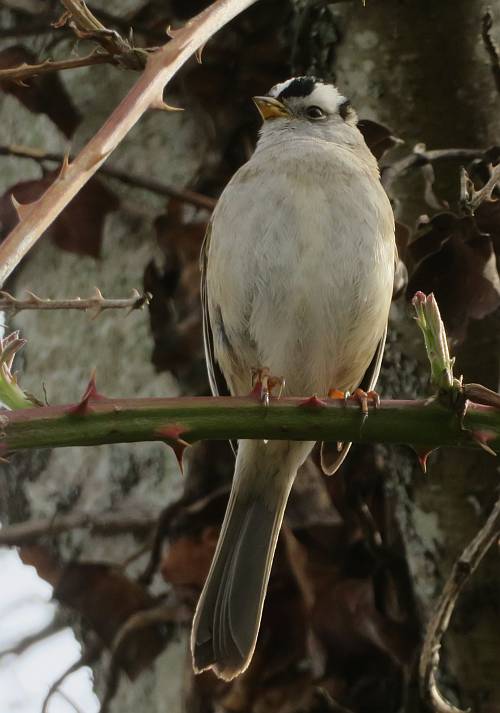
[253,76,360,146]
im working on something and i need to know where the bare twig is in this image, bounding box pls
[421,162,448,210]
[460,163,500,213]
[99,600,190,713]
[110,601,190,657]
[0,509,157,546]
[0,288,151,317]
[99,661,121,713]
[0,50,116,83]
[41,640,102,713]
[0,612,68,659]
[0,0,257,286]
[381,145,484,192]
[419,495,500,713]
[482,9,500,94]
[52,689,85,713]
[56,0,149,70]
[0,144,217,210]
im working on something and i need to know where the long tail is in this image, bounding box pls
[191,440,310,681]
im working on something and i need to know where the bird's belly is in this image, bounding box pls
[208,160,394,398]
[244,227,393,396]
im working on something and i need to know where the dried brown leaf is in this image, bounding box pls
[0,171,119,258]
[407,213,500,341]
[357,119,401,161]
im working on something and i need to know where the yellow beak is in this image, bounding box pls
[252,96,290,121]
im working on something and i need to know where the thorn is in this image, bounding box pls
[298,395,328,409]
[156,425,190,474]
[165,25,182,39]
[411,446,436,474]
[57,152,71,180]
[24,290,42,304]
[10,194,33,220]
[195,42,206,63]
[68,370,107,415]
[150,95,184,112]
[88,148,112,169]
[470,430,497,456]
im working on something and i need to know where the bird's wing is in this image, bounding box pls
[200,222,231,399]
[320,325,387,476]
[201,222,236,456]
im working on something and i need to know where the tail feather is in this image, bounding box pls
[191,446,297,680]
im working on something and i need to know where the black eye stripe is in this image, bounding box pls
[339,100,352,120]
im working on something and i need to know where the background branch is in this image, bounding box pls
[0,612,68,659]
[482,9,500,94]
[0,144,217,210]
[419,495,500,713]
[381,146,484,192]
[0,510,157,546]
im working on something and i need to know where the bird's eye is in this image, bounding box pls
[306,105,326,120]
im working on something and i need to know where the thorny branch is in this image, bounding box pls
[1,393,500,455]
[0,0,154,84]
[0,288,151,317]
[0,144,217,210]
[482,9,500,94]
[0,0,259,287]
[419,495,500,713]
[0,50,117,83]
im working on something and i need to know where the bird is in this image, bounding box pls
[191,76,396,681]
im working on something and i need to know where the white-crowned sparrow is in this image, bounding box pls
[191,76,396,681]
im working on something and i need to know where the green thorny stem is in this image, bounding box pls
[0,293,500,461]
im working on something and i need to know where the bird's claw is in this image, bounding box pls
[251,367,285,406]
[348,388,380,416]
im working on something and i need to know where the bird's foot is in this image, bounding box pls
[347,388,380,416]
[250,367,285,406]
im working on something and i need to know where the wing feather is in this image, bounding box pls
[200,223,230,398]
